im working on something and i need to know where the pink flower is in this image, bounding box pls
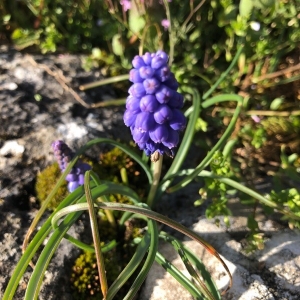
[161,19,170,30]
[120,0,131,11]
[251,115,261,123]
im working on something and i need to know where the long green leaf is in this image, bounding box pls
[123,218,158,300]
[25,183,141,299]
[84,171,108,299]
[155,252,203,299]
[2,187,85,300]
[167,94,243,192]
[53,200,232,295]
[198,170,300,220]
[159,231,220,300]
[106,234,151,299]
[202,44,244,100]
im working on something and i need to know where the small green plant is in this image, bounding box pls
[198,151,233,227]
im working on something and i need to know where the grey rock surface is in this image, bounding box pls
[140,216,300,300]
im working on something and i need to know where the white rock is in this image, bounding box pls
[57,122,88,141]
[141,218,300,299]
[0,140,25,157]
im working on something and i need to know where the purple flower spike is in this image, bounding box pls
[123,109,138,127]
[149,124,169,143]
[154,105,173,124]
[163,129,179,149]
[169,109,186,131]
[68,181,80,193]
[143,52,153,65]
[139,66,155,79]
[129,83,146,98]
[52,140,91,193]
[129,69,143,83]
[155,85,174,104]
[140,95,159,112]
[135,112,156,132]
[143,78,160,94]
[123,51,186,158]
[168,92,184,109]
[126,96,141,113]
[132,55,146,69]
[155,66,170,82]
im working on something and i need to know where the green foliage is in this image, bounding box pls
[199,151,233,226]
[267,188,300,229]
[240,123,267,149]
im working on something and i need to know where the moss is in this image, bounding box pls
[35,146,148,210]
[35,162,69,210]
[71,218,145,300]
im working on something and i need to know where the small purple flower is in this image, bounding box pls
[120,0,131,11]
[123,51,186,159]
[52,140,91,192]
[161,19,170,30]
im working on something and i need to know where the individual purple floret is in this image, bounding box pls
[52,140,91,192]
[123,51,186,159]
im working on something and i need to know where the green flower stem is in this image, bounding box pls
[79,74,129,90]
[198,170,300,221]
[84,171,108,299]
[147,154,163,208]
[202,44,244,100]
[162,0,175,66]
[167,94,243,193]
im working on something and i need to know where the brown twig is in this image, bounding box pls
[26,55,126,109]
[25,55,91,108]
[253,63,300,83]
[214,107,300,117]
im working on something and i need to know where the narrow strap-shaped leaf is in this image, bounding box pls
[2,187,85,300]
[123,218,158,300]
[106,234,151,300]
[202,43,244,100]
[168,95,243,193]
[53,200,232,295]
[170,239,216,300]
[155,251,203,299]
[198,170,300,220]
[159,231,220,300]
[84,171,108,299]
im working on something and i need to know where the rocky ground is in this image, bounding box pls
[0,45,299,299]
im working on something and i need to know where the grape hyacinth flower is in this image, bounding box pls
[124,50,186,160]
[52,140,91,192]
